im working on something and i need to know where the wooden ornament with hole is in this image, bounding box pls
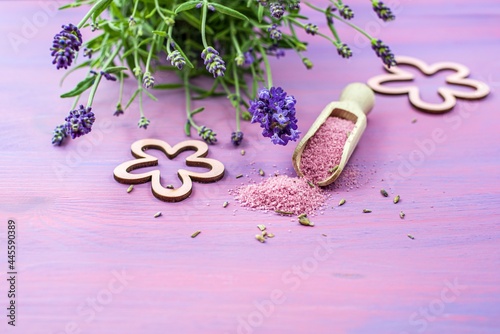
[292,83,375,187]
[367,56,490,113]
[113,139,225,202]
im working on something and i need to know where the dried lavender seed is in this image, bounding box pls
[393,195,400,204]
[298,214,314,227]
[191,230,201,238]
[257,224,266,231]
[240,150,245,156]
[322,233,327,237]
[307,181,315,188]
[380,189,388,197]
[275,210,294,215]
[328,165,339,174]
[255,234,266,243]
[127,185,134,193]
[166,184,174,189]
[400,211,405,219]
[338,199,346,206]
[223,201,229,208]
[267,233,275,238]
[259,169,265,176]
[407,234,415,240]
[236,174,243,179]
[261,231,268,237]
[412,118,417,123]
[154,211,162,218]
[363,209,372,213]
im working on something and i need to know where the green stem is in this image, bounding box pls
[77,0,104,29]
[145,34,157,73]
[87,42,122,107]
[71,95,81,110]
[232,64,241,132]
[183,71,200,131]
[131,0,140,18]
[200,0,209,48]
[154,0,168,21]
[118,71,124,106]
[230,20,242,55]
[256,44,273,88]
[137,78,144,117]
[166,24,174,53]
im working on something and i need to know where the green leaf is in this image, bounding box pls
[60,77,95,98]
[59,60,92,87]
[190,107,205,116]
[143,89,158,101]
[59,3,82,10]
[153,83,185,90]
[152,30,167,37]
[258,5,264,23]
[174,0,200,14]
[180,12,214,34]
[210,3,249,21]
[105,66,128,74]
[184,120,192,136]
[125,89,141,110]
[92,0,113,21]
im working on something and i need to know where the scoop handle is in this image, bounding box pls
[339,82,375,115]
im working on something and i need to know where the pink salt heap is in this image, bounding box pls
[300,116,355,184]
[235,175,326,215]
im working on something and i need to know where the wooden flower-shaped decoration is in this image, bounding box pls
[113,139,225,202]
[367,56,490,113]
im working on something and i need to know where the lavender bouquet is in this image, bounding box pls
[51,0,396,147]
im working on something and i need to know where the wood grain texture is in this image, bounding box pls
[1,1,499,333]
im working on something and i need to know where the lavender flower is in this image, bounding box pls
[372,1,395,21]
[201,47,226,78]
[167,50,186,70]
[270,2,285,19]
[231,131,244,146]
[114,104,124,116]
[257,1,268,6]
[305,23,318,36]
[267,45,285,58]
[289,1,300,10]
[51,124,67,146]
[244,50,254,65]
[337,43,352,59]
[339,4,354,20]
[248,86,300,146]
[50,23,82,70]
[138,116,150,129]
[268,24,282,41]
[198,126,217,144]
[83,48,92,59]
[143,72,155,88]
[64,105,95,139]
[101,71,117,81]
[371,39,396,68]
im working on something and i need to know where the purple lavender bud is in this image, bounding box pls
[83,47,93,59]
[372,1,395,21]
[143,72,155,88]
[198,126,217,144]
[50,23,82,70]
[289,1,300,10]
[114,104,124,117]
[305,23,318,36]
[371,39,396,68]
[268,24,282,41]
[270,2,285,19]
[339,4,354,20]
[231,131,244,146]
[100,71,117,81]
[243,49,254,65]
[167,50,186,70]
[64,105,95,139]
[51,124,67,146]
[208,4,215,11]
[337,43,352,59]
[248,86,300,146]
[138,116,150,129]
[201,46,226,78]
[266,45,285,58]
[196,2,203,9]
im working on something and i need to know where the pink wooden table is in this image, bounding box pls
[1,1,499,333]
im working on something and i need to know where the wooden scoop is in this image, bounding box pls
[292,82,375,187]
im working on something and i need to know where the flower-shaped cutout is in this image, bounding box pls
[367,56,490,113]
[113,139,225,202]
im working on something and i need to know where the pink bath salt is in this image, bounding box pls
[235,175,326,215]
[300,116,355,183]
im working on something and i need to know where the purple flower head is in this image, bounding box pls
[167,50,186,70]
[231,131,244,146]
[371,39,396,68]
[268,24,282,41]
[270,2,285,19]
[289,1,300,10]
[51,124,67,146]
[305,23,318,36]
[198,126,217,144]
[339,4,354,20]
[244,49,254,65]
[337,43,352,59]
[50,23,83,70]
[201,46,226,78]
[138,116,150,129]
[248,86,300,146]
[143,72,155,89]
[83,48,92,59]
[114,104,124,117]
[372,1,395,22]
[100,71,117,81]
[266,44,285,58]
[64,105,95,139]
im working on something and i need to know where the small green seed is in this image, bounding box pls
[154,211,162,218]
[328,165,339,174]
[259,169,265,176]
[400,211,405,219]
[240,149,245,156]
[394,195,400,204]
[380,189,388,197]
[363,209,372,213]
[223,201,229,208]
[407,234,415,240]
[166,184,174,189]
[298,214,314,227]
[191,230,201,238]
[338,199,346,206]
[255,234,266,243]
[257,224,266,231]
[127,185,134,193]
